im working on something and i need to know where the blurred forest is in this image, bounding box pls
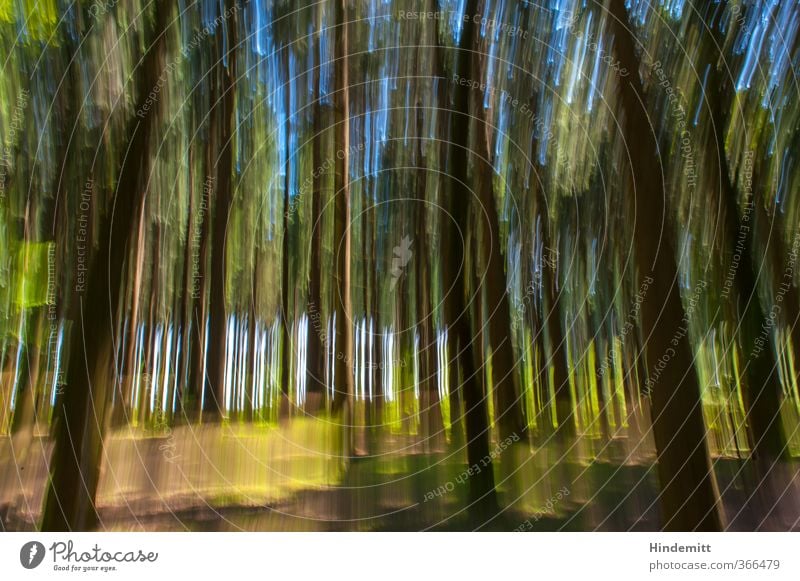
[1,0,800,531]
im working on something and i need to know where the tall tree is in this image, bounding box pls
[281,43,292,405]
[185,135,211,420]
[415,93,434,445]
[470,0,527,441]
[308,14,327,400]
[204,0,238,419]
[42,0,172,530]
[438,0,499,521]
[531,152,572,440]
[332,0,354,453]
[696,5,788,463]
[610,0,723,531]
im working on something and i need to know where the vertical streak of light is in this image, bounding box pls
[254,323,262,413]
[437,329,443,402]
[9,314,25,411]
[132,324,144,422]
[241,315,249,413]
[50,323,65,409]
[162,323,174,413]
[414,332,420,401]
[382,328,390,402]
[360,317,366,401]
[172,326,182,415]
[329,312,336,403]
[368,318,374,402]
[354,319,360,402]
[201,315,210,414]
[149,325,162,417]
[224,316,235,414]
[271,320,279,411]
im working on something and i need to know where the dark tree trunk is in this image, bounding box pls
[333,0,354,456]
[174,149,196,421]
[701,59,787,462]
[281,46,292,402]
[416,104,434,446]
[205,1,237,418]
[187,128,212,419]
[439,0,498,521]
[41,0,172,531]
[531,163,572,440]
[307,47,326,398]
[610,0,723,531]
[182,144,210,421]
[470,0,527,441]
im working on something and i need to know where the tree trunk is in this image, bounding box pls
[333,0,354,456]
[205,1,237,419]
[701,60,787,462]
[187,127,212,420]
[307,45,326,398]
[531,161,572,440]
[610,0,723,531]
[470,0,527,441]
[440,0,498,521]
[416,104,434,446]
[41,0,172,531]
[281,46,292,403]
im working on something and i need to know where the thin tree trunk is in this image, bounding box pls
[416,105,434,447]
[281,46,292,403]
[531,163,572,440]
[177,146,196,419]
[188,133,212,419]
[307,45,325,398]
[333,0,354,457]
[245,250,260,422]
[371,182,381,428]
[205,1,237,418]
[116,197,146,427]
[148,224,162,421]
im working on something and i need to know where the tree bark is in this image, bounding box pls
[333,0,354,456]
[281,46,292,404]
[440,0,498,521]
[610,0,723,531]
[530,156,573,439]
[416,103,435,446]
[205,1,237,418]
[41,0,172,530]
[307,42,326,398]
[701,58,787,462]
[470,0,527,441]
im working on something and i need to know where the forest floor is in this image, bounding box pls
[2,421,799,531]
